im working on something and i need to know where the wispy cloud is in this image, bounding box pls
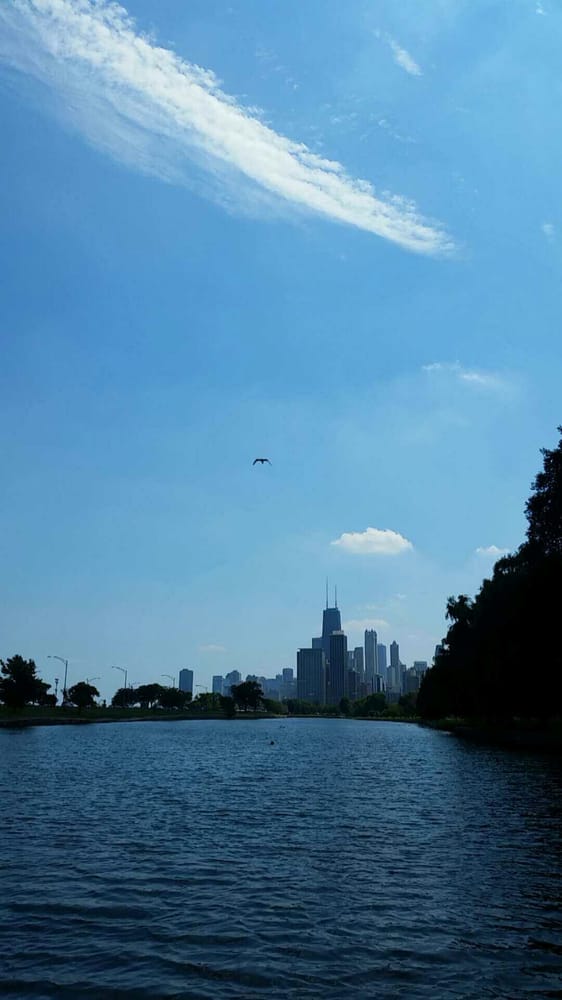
[422,362,509,392]
[331,527,413,556]
[198,644,227,654]
[476,545,509,558]
[0,1,452,256]
[387,37,422,77]
[343,618,389,634]
[375,29,422,77]
[542,222,555,241]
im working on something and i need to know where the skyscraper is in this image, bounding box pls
[321,593,341,660]
[212,675,223,695]
[297,648,326,704]
[389,642,401,693]
[179,668,193,694]
[377,643,387,675]
[328,631,348,704]
[364,629,378,690]
[353,647,364,680]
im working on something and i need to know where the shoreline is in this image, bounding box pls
[423,719,562,753]
[0,710,279,729]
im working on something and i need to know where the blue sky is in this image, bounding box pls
[1,0,560,701]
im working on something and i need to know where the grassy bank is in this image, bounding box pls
[0,706,279,728]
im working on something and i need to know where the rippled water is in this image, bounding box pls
[1,718,561,999]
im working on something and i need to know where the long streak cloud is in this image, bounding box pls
[0,0,453,255]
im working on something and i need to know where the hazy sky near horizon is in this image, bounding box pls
[1,0,561,700]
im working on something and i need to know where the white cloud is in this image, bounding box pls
[198,644,227,653]
[536,2,546,14]
[0,0,452,256]
[331,527,413,556]
[476,545,509,558]
[387,37,422,77]
[422,362,508,392]
[343,618,389,633]
[542,222,555,241]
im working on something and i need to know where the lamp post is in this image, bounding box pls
[86,677,100,686]
[161,673,175,687]
[48,655,68,703]
[112,665,127,707]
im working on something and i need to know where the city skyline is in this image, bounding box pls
[2,1,560,708]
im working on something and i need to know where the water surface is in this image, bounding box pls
[1,718,561,998]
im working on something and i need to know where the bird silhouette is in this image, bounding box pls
[253,458,271,465]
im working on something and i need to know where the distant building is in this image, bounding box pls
[212,675,224,695]
[179,669,193,695]
[347,669,358,701]
[328,631,348,704]
[404,669,421,694]
[377,644,387,676]
[412,661,428,676]
[297,648,326,704]
[353,647,364,680]
[224,670,242,696]
[390,641,400,669]
[364,629,378,689]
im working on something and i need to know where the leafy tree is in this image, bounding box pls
[339,697,352,716]
[231,680,264,712]
[191,691,223,712]
[67,682,99,711]
[525,426,562,557]
[418,427,562,722]
[158,687,190,710]
[398,692,418,714]
[262,697,286,715]
[134,683,165,709]
[0,655,51,709]
[111,686,137,708]
[352,692,386,716]
[220,695,236,718]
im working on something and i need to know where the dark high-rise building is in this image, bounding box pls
[179,669,193,694]
[212,675,223,695]
[322,605,341,661]
[377,643,387,675]
[390,641,400,668]
[328,631,347,704]
[297,648,326,704]
[364,629,378,689]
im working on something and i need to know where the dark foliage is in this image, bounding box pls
[0,655,51,709]
[67,682,99,710]
[231,680,264,712]
[418,428,562,721]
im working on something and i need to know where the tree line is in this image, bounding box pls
[418,426,562,722]
[0,661,415,719]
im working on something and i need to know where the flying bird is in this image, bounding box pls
[253,458,271,465]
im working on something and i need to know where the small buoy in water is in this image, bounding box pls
[270,740,275,745]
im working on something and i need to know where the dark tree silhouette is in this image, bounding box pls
[67,682,99,711]
[418,428,562,721]
[0,655,51,709]
[231,681,264,712]
[525,426,562,557]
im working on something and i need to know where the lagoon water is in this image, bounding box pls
[1,718,561,999]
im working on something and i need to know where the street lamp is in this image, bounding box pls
[48,655,68,703]
[161,673,175,687]
[112,665,127,707]
[86,677,100,686]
